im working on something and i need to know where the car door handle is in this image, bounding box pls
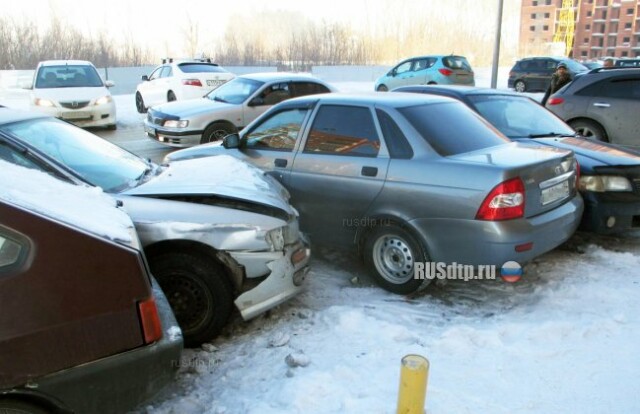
[593,102,610,108]
[274,158,287,168]
[361,166,378,177]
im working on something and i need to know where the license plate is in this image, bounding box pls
[62,111,90,120]
[144,124,156,138]
[541,180,569,205]
[206,79,225,87]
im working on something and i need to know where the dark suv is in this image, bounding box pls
[545,67,640,147]
[508,57,588,92]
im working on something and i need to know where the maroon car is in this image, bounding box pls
[0,162,182,414]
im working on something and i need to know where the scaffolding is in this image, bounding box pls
[553,0,576,56]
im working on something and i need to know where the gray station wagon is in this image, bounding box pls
[166,93,584,294]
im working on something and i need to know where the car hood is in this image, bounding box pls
[153,98,234,118]
[121,155,294,216]
[32,87,110,102]
[520,137,640,171]
[449,141,571,168]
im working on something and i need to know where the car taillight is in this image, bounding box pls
[547,97,564,105]
[138,297,162,344]
[182,79,203,87]
[438,68,453,76]
[476,177,525,221]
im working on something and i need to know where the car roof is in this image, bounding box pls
[37,60,95,67]
[238,72,325,82]
[285,91,457,107]
[394,85,521,99]
[0,108,48,125]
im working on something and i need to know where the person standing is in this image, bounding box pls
[542,62,572,106]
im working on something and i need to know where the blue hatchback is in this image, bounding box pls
[374,55,475,91]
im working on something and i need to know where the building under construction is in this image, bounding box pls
[519,0,640,59]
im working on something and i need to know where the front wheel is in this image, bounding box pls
[569,119,608,142]
[201,122,237,144]
[514,80,526,93]
[376,85,388,92]
[135,92,147,113]
[149,252,234,347]
[363,224,429,295]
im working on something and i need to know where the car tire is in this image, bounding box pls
[167,91,177,102]
[0,399,50,414]
[363,224,430,295]
[135,92,147,113]
[106,124,117,131]
[376,85,388,92]
[569,119,608,142]
[514,80,526,93]
[201,122,237,144]
[149,252,234,347]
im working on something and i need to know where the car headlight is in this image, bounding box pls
[163,120,189,128]
[266,227,285,251]
[579,175,632,192]
[95,95,112,105]
[34,98,55,107]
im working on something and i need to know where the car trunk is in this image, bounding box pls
[450,143,578,218]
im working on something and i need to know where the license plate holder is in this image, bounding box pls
[541,180,569,205]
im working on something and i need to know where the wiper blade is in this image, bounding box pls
[213,96,228,103]
[527,132,577,138]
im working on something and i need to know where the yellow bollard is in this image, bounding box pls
[396,354,429,414]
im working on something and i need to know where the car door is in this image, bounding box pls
[586,76,640,147]
[387,60,415,90]
[288,104,390,247]
[241,82,291,128]
[141,66,167,107]
[412,58,432,84]
[232,104,313,185]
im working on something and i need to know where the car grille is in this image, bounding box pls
[59,101,90,109]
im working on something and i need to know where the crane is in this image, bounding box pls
[553,0,576,57]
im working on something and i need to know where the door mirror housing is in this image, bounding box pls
[141,75,149,81]
[223,133,240,149]
[105,80,115,88]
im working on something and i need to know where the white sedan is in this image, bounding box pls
[135,59,235,113]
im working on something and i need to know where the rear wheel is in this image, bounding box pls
[106,123,117,131]
[363,224,429,295]
[376,85,388,92]
[201,122,237,144]
[514,80,526,93]
[570,119,607,142]
[149,252,234,347]
[0,399,50,414]
[167,91,177,102]
[135,92,146,113]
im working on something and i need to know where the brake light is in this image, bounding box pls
[438,68,453,76]
[138,297,163,344]
[476,177,525,221]
[182,79,203,87]
[547,97,564,105]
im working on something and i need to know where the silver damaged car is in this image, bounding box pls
[0,109,310,347]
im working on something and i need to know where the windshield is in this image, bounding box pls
[205,77,264,104]
[35,65,105,89]
[563,59,588,73]
[468,95,575,139]
[3,118,149,192]
[178,63,228,73]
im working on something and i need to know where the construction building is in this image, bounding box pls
[519,0,640,60]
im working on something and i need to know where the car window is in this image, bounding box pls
[399,102,509,156]
[148,67,162,81]
[290,82,331,98]
[2,118,148,192]
[395,61,412,75]
[564,59,588,72]
[0,228,27,273]
[178,63,227,73]
[442,56,472,71]
[206,77,264,105]
[575,79,605,96]
[413,59,429,71]
[543,59,557,70]
[601,78,640,99]
[468,95,575,138]
[160,66,172,78]
[258,83,291,106]
[35,65,103,89]
[304,105,380,157]
[376,109,413,159]
[244,108,309,151]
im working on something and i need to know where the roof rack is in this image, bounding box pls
[161,57,217,65]
[587,66,640,74]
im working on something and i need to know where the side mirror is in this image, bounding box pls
[105,80,115,88]
[249,97,265,106]
[388,69,396,77]
[141,75,149,81]
[18,80,33,90]
[222,133,240,149]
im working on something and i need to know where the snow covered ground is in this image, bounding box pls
[2,69,639,414]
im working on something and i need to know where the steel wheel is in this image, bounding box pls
[570,119,607,142]
[372,234,415,285]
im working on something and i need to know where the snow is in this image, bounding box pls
[2,68,639,413]
[0,160,134,243]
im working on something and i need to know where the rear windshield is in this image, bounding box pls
[398,102,508,156]
[178,63,227,73]
[442,56,472,71]
[35,65,104,89]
